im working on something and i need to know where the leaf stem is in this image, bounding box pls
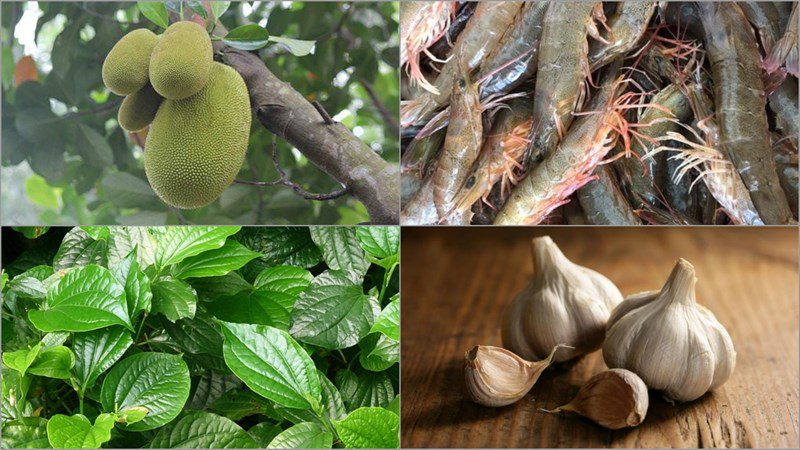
[379,262,398,303]
[337,350,348,365]
[135,312,148,343]
[78,389,85,415]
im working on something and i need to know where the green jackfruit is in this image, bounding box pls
[102,29,158,96]
[144,62,251,209]
[149,21,213,100]
[118,83,164,132]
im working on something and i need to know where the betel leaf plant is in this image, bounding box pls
[1,225,400,448]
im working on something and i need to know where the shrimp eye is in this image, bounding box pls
[457,79,467,89]
[465,176,476,188]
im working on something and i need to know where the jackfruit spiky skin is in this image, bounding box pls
[118,83,164,132]
[144,62,251,209]
[102,29,158,96]
[149,21,213,100]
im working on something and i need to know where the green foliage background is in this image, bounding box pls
[1,2,399,225]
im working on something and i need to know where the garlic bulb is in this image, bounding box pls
[603,259,736,402]
[502,236,623,362]
[542,368,648,429]
[464,344,565,407]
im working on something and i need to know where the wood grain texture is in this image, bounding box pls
[400,227,799,448]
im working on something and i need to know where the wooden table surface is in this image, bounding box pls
[400,227,799,448]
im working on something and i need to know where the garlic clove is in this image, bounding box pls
[464,344,566,407]
[542,368,648,429]
[603,259,736,402]
[502,236,623,363]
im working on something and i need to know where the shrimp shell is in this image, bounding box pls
[400,1,457,95]
[588,1,659,71]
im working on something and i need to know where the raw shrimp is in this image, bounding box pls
[524,2,607,170]
[765,2,798,76]
[773,133,799,217]
[400,2,523,127]
[401,176,439,225]
[495,63,632,225]
[769,78,799,146]
[427,3,477,62]
[400,1,457,95]
[577,164,641,225]
[739,1,784,54]
[698,3,794,224]
[432,65,483,225]
[449,98,533,216]
[589,1,658,71]
[401,128,445,206]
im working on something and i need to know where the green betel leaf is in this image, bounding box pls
[137,1,169,29]
[108,227,156,268]
[253,266,314,294]
[187,371,241,410]
[151,276,197,322]
[234,227,322,271]
[81,226,111,242]
[358,333,398,372]
[149,411,258,448]
[386,396,399,415]
[154,227,240,271]
[371,295,399,340]
[274,370,346,424]
[6,266,51,299]
[53,228,108,271]
[267,36,316,57]
[355,227,399,260]
[26,346,75,379]
[218,321,321,410]
[209,389,274,421]
[162,309,223,361]
[28,265,133,333]
[337,370,394,411]
[173,240,261,279]
[309,227,370,281]
[72,327,133,391]
[1,417,49,449]
[100,352,191,431]
[46,413,115,449]
[110,247,153,318]
[267,422,332,449]
[223,24,270,51]
[334,407,399,449]
[2,343,42,376]
[290,271,378,350]
[247,422,282,448]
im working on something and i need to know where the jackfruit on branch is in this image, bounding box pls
[144,62,251,209]
[149,21,213,100]
[102,29,158,96]
[118,83,163,132]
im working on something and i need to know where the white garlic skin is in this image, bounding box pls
[502,236,623,362]
[603,259,736,402]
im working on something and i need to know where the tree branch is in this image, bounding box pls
[359,78,400,136]
[213,44,400,223]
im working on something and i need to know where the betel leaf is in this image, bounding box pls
[234,227,322,269]
[247,423,282,448]
[46,413,115,449]
[355,227,399,261]
[190,272,251,299]
[6,266,50,299]
[3,343,42,376]
[72,327,133,391]
[26,346,75,379]
[218,321,321,410]
[358,333,398,372]
[187,371,241,410]
[110,247,152,319]
[274,370,346,424]
[209,389,274,421]
[28,265,133,333]
[386,396,399,415]
[371,295,399,340]
[151,276,197,322]
[290,270,378,350]
[172,240,261,279]
[267,36,316,57]
[100,352,191,431]
[137,1,169,29]
[224,24,270,51]
[337,370,394,411]
[1,417,49,449]
[108,227,156,268]
[309,227,370,282]
[333,407,399,449]
[253,266,314,294]
[267,422,332,449]
[52,228,107,271]
[154,227,240,271]
[148,411,258,448]
[81,227,110,242]
[162,309,223,361]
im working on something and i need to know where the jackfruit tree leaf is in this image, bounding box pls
[172,240,261,279]
[290,270,378,350]
[100,352,191,432]
[100,172,160,210]
[309,227,370,282]
[46,413,116,449]
[137,2,169,29]
[154,226,240,270]
[53,228,108,271]
[149,411,258,448]
[267,422,332,449]
[333,407,399,449]
[210,2,231,21]
[267,36,316,56]
[185,1,208,20]
[355,227,399,260]
[1,417,49,449]
[72,327,133,391]
[247,422,282,448]
[28,265,133,333]
[110,247,152,318]
[218,321,321,410]
[151,276,197,322]
[76,124,113,169]
[224,24,270,51]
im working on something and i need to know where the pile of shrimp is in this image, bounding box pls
[400,1,799,225]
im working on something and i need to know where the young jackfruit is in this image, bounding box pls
[144,62,251,209]
[149,21,213,100]
[118,83,164,132]
[102,29,158,96]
